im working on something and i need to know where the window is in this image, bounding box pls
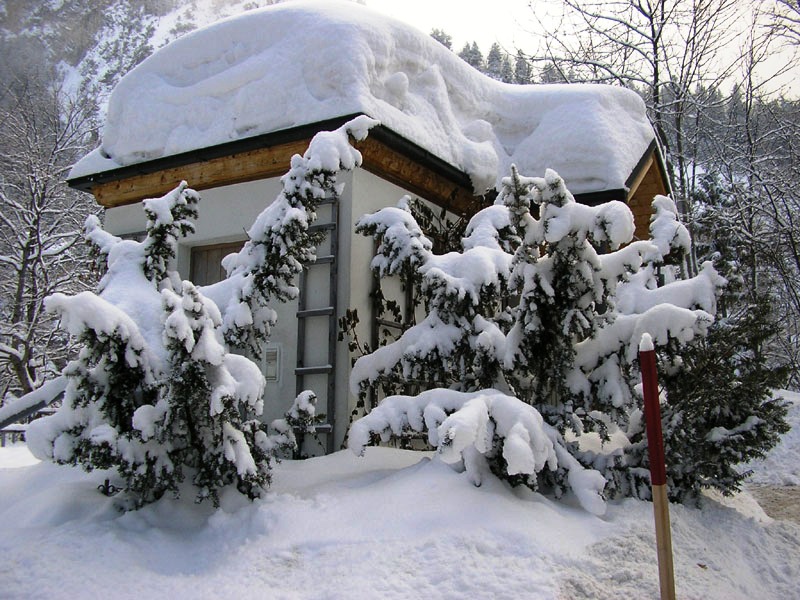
[190,241,245,286]
[191,240,281,382]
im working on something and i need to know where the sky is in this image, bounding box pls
[364,0,539,52]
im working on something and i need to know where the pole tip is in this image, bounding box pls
[639,332,655,352]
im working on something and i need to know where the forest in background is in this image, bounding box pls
[1,0,799,401]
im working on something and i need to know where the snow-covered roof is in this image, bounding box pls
[69,0,655,195]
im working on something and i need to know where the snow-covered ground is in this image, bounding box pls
[743,390,800,486]
[2,392,799,600]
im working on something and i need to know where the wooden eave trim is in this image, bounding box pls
[84,134,478,212]
[67,114,363,193]
[354,136,478,216]
[68,115,478,213]
[625,154,655,199]
[367,126,473,192]
[88,139,312,207]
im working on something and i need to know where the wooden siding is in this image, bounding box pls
[627,152,668,240]
[90,140,310,208]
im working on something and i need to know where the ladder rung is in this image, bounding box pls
[297,307,334,318]
[295,365,333,375]
[312,423,332,433]
[304,255,335,265]
[309,223,336,233]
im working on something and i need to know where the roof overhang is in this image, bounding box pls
[68,114,664,220]
[572,139,669,207]
[67,114,480,216]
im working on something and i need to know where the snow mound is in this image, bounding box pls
[349,388,607,515]
[70,0,654,195]
[744,390,800,486]
[1,445,799,599]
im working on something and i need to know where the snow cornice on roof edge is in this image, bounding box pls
[68,0,656,196]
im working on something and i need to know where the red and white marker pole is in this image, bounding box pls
[639,333,676,600]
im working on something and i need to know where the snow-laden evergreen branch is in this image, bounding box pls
[348,388,607,515]
[142,184,199,284]
[201,115,379,356]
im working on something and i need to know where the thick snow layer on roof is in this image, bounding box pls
[69,0,655,195]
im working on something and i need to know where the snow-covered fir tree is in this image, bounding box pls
[500,54,514,83]
[627,173,792,501]
[352,196,512,396]
[28,117,376,509]
[26,182,317,509]
[486,43,505,80]
[514,50,532,84]
[27,184,206,506]
[156,280,272,505]
[458,41,484,71]
[347,165,783,504]
[655,295,790,501]
[503,168,622,431]
[429,28,452,50]
[27,184,270,508]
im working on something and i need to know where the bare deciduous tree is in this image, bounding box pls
[0,74,97,401]
[528,0,742,204]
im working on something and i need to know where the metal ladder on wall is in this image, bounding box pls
[295,197,338,454]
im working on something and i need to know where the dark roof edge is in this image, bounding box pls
[574,188,628,206]
[367,125,473,189]
[67,113,473,193]
[624,137,670,194]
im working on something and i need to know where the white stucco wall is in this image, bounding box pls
[332,169,421,446]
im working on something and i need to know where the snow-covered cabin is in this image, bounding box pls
[67,0,668,452]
